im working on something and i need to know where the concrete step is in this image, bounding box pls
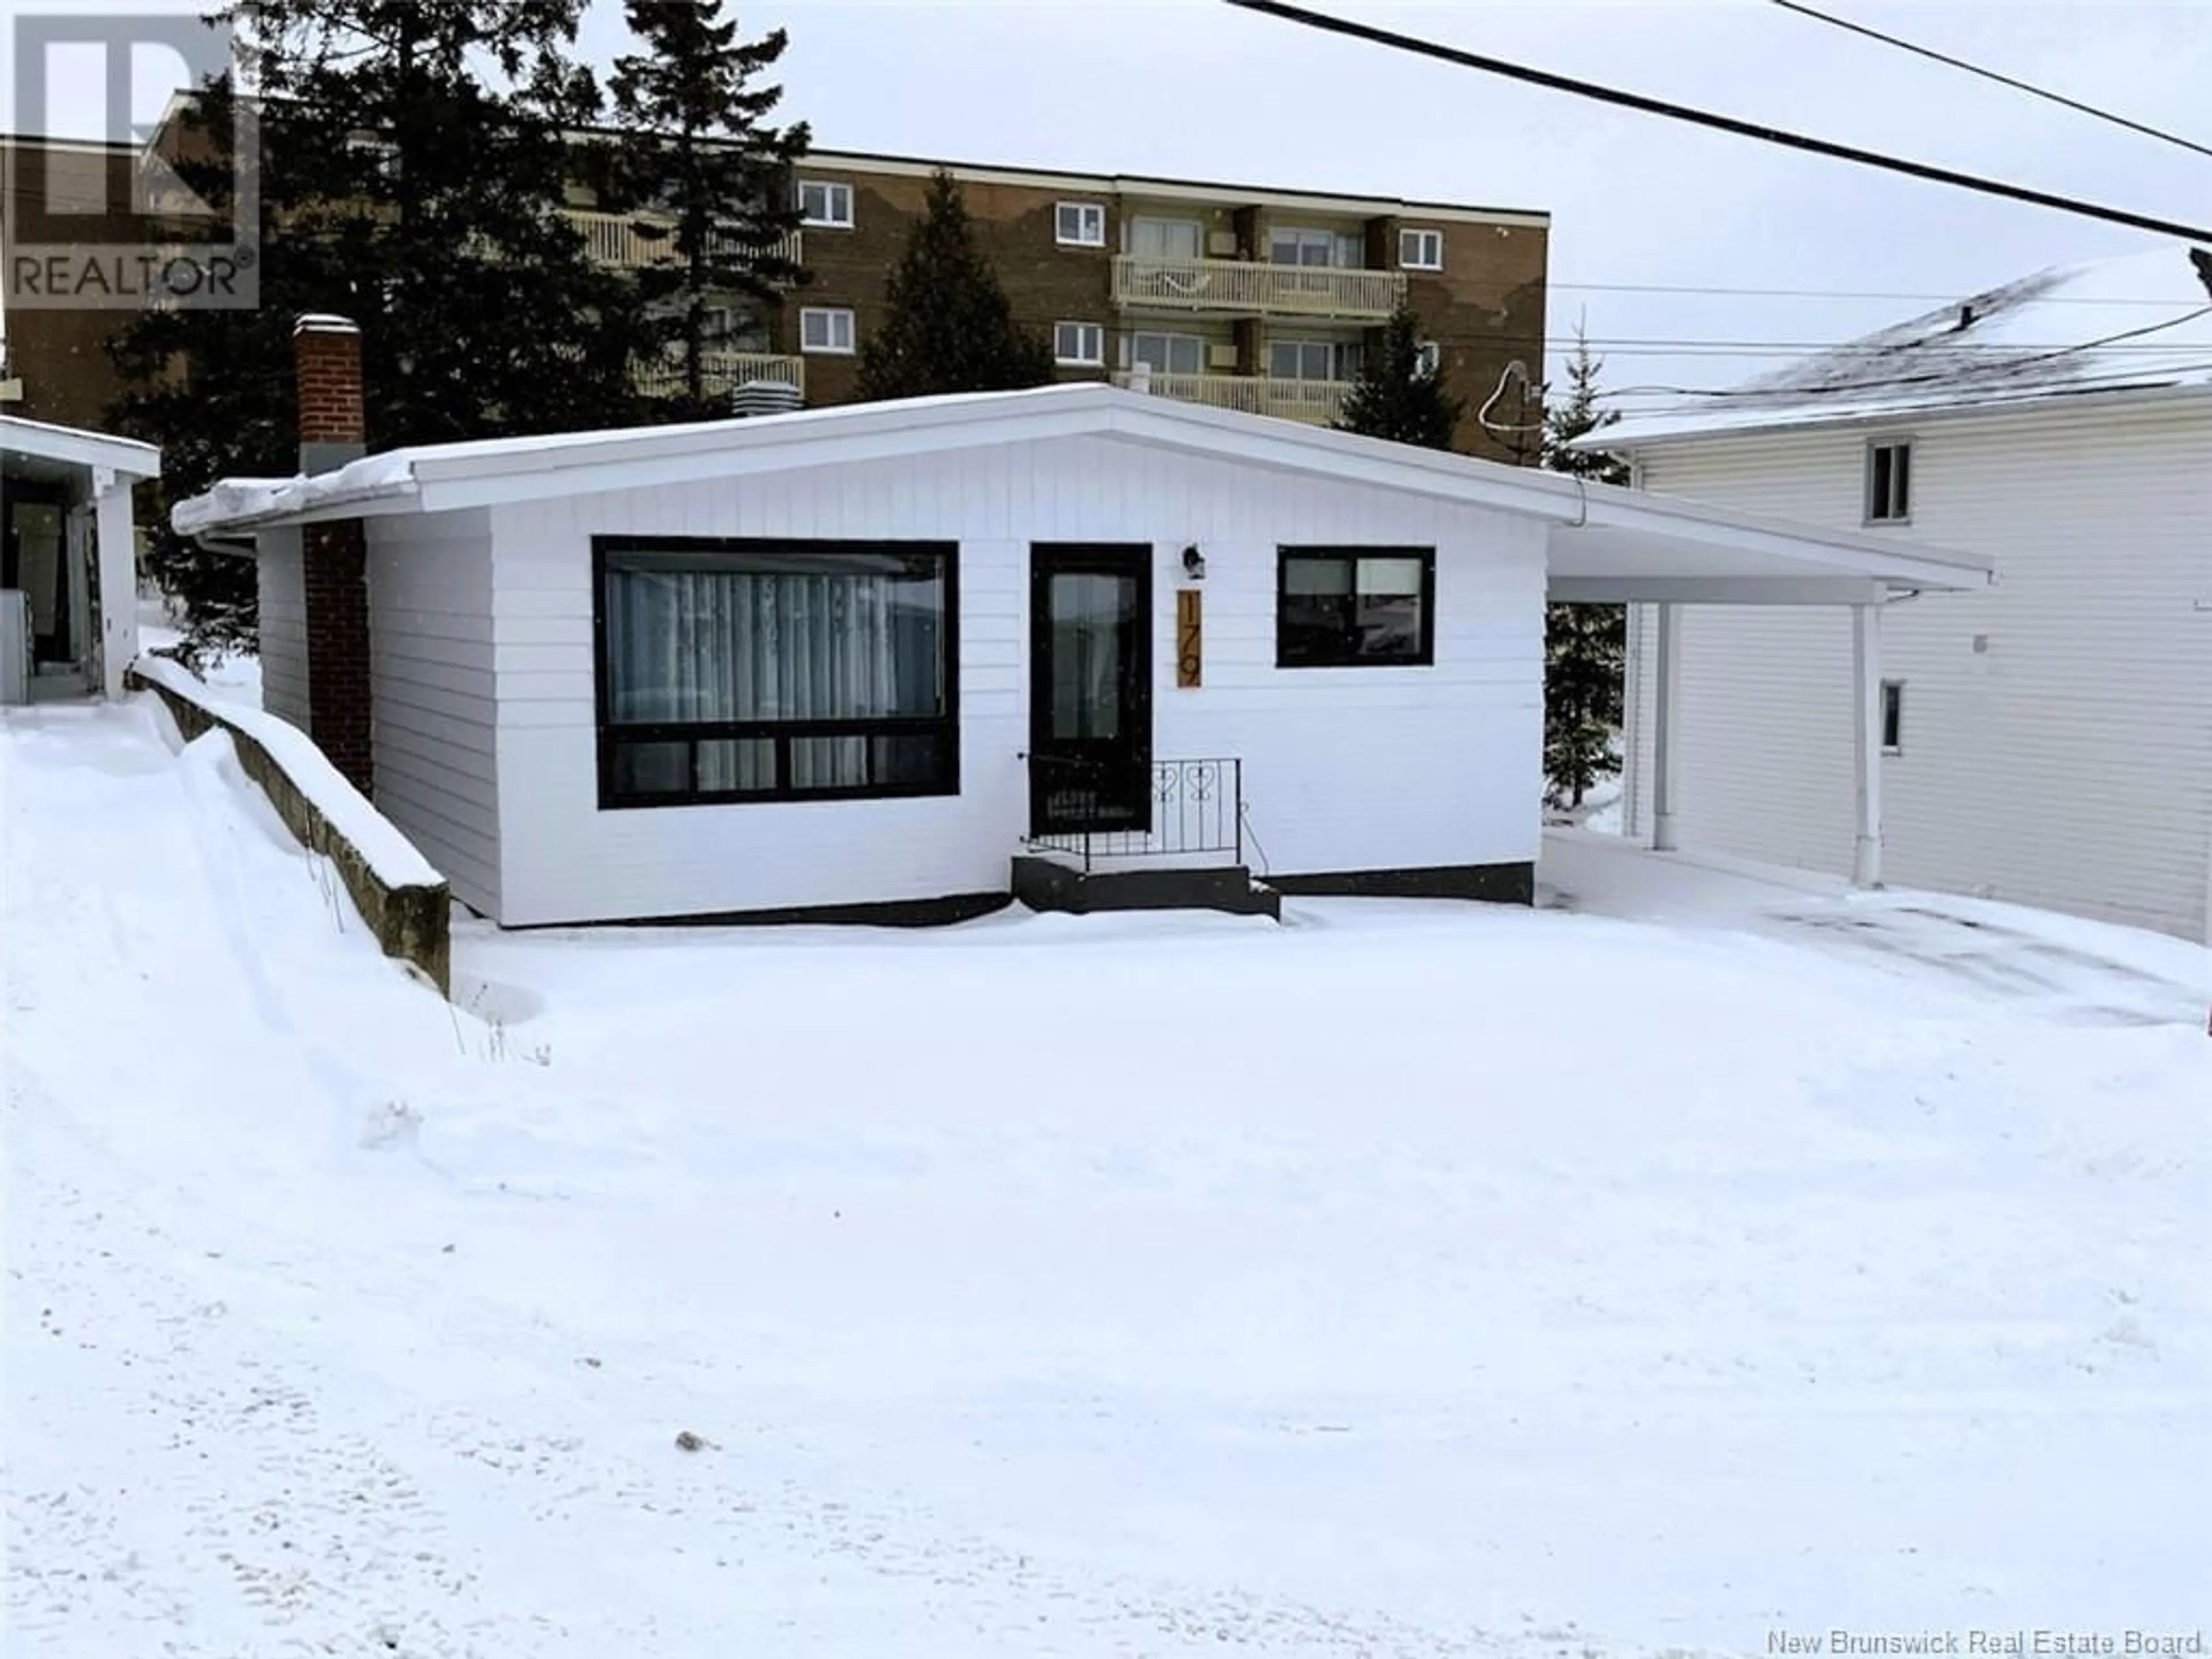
[1012,856,1281,922]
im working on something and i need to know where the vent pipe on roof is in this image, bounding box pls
[1956,303,1976,331]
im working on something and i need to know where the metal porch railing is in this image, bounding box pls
[1026,757,1244,872]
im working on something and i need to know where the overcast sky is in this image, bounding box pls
[9,0,2209,404]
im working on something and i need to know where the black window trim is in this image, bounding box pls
[1865,437,1912,525]
[591,535,961,810]
[1274,545,1438,669]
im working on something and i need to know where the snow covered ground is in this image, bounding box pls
[5,698,2209,1657]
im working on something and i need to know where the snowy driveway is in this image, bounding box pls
[1541,830,2209,1029]
[6,702,2210,1657]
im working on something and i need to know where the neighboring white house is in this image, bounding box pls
[1595,245,2212,943]
[2,415,160,703]
[174,375,1984,929]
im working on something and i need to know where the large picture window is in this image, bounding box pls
[1276,547,1435,668]
[594,538,958,808]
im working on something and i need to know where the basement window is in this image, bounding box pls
[1881,680,1904,753]
[1866,440,1912,523]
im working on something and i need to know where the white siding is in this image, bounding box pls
[366,509,500,916]
[486,434,1547,926]
[1623,402,2212,941]
[256,527,309,730]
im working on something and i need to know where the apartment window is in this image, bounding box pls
[1415,340,1442,378]
[1055,201,1107,247]
[1399,228,1444,271]
[1866,440,1912,522]
[1269,226,1361,268]
[799,307,856,354]
[797,180,853,228]
[1054,321,1105,366]
[1127,217,1203,261]
[1267,339,1359,382]
[1277,547,1435,668]
[1127,331,1206,377]
[1881,681,1905,754]
[595,539,957,808]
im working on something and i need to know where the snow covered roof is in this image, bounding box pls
[1,414,162,479]
[1599,246,2212,449]
[173,381,1990,600]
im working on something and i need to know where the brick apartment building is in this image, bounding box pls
[5,124,1549,462]
[570,149,1550,461]
[1,135,149,428]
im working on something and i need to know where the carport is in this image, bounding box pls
[2,415,161,702]
[1539,479,1992,888]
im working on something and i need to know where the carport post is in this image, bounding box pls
[92,467,136,700]
[1650,601,1680,853]
[1851,601,1884,888]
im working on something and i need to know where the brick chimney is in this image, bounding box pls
[293,314,373,796]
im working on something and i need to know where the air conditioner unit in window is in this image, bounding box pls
[1207,343,1238,370]
[1206,231,1238,257]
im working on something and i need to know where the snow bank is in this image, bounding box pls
[128,653,448,993]
[133,654,437,890]
[7,706,2209,1654]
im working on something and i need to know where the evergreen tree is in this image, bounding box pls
[107,0,657,660]
[1539,327,1631,811]
[1331,306,1464,451]
[607,1,810,419]
[853,169,1055,400]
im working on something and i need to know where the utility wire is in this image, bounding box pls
[1221,0,2212,244]
[1550,281,2182,305]
[1767,0,2212,164]
[1594,304,2212,399]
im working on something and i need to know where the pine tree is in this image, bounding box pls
[1331,306,1464,451]
[1539,327,1631,811]
[607,1,810,420]
[107,0,658,660]
[853,170,1055,400]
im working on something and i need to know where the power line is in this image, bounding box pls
[1767,0,2212,164]
[1592,304,2212,399]
[1549,280,2183,306]
[1221,0,2212,245]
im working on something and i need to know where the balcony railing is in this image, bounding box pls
[563,209,802,273]
[1112,255,1405,320]
[1112,370,1352,426]
[1027,757,1245,871]
[635,352,805,402]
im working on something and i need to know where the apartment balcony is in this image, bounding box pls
[1112,370,1351,426]
[1111,255,1405,322]
[564,209,802,273]
[637,351,806,403]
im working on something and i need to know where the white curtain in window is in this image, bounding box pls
[605,554,941,790]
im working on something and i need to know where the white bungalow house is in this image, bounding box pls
[2,415,160,703]
[171,317,1986,928]
[1596,245,2212,943]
